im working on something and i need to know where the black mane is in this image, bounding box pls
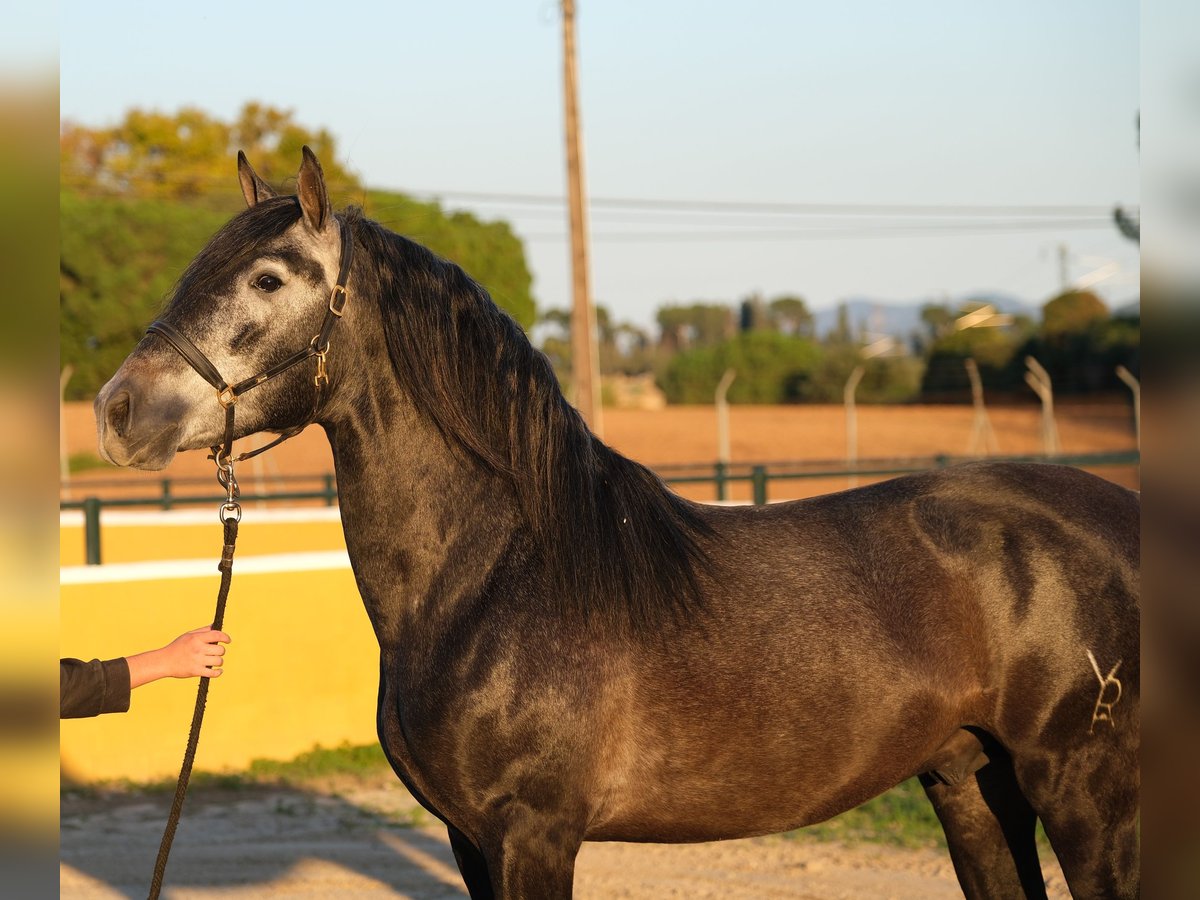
[343,207,712,629]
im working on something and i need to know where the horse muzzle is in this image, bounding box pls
[95,369,189,471]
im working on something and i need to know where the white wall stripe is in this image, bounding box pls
[61,550,352,585]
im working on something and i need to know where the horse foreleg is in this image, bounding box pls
[478,812,581,900]
[921,751,1047,899]
[448,824,495,899]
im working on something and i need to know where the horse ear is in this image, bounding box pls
[296,145,330,232]
[237,151,277,207]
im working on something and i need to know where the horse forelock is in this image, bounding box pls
[345,208,712,631]
[171,197,304,311]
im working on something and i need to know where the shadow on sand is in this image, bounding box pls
[60,776,468,899]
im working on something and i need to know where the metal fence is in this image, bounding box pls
[62,450,1138,565]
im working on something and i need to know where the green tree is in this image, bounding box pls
[1012,294,1135,394]
[60,103,361,204]
[918,303,955,343]
[1041,290,1108,335]
[658,331,822,404]
[768,295,814,338]
[537,307,572,384]
[60,192,231,398]
[362,189,534,330]
[656,303,735,352]
[62,187,537,398]
[920,324,1025,397]
[739,293,769,332]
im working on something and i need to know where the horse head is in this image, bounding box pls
[95,147,348,470]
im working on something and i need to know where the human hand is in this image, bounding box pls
[127,626,232,689]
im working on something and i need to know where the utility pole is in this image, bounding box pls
[562,0,603,436]
[1058,243,1070,293]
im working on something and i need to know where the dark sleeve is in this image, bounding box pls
[60,657,131,719]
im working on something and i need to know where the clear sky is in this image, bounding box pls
[59,0,1140,331]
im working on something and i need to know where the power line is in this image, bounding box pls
[404,189,1118,219]
[520,219,1116,242]
[63,176,1127,220]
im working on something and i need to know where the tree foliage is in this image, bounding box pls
[61,103,361,204]
[659,331,822,404]
[918,292,1136,399]
[60,192,231,399]
[61,188,536,399]
[60,104,537,398]
[656,303,735,352]
[362,190,534,330]
[768,295,814,338]
[1041,290,1108,336]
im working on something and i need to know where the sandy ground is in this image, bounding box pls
[60,781,1070,899]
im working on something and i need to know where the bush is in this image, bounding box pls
[658,332,821,404]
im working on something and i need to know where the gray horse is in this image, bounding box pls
[96,148,1139,899]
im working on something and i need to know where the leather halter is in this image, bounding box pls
[146,221,354,470]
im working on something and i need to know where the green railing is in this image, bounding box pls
[62,450,1138,565]
[657,449,1139,503]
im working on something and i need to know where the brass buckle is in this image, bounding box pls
[311,335,330,388]
[329,285,348,317]
[217,386,237,408]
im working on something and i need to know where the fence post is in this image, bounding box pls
[751,465,768,506]
[324,474,336,507]
[84,497,101,566]
[714,461,727,502]
[162,478,172,511]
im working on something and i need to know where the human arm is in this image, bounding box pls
[60,627,231,719]
[60,657,131,718]
[125,626,231,689]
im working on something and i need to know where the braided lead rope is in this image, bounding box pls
[147,476,241,900]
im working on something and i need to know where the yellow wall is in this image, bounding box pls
[60,518,347,567]
[60,516,383,784]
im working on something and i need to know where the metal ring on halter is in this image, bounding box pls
[220,501,243,523]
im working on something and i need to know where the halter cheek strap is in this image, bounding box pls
[146,221,354,470]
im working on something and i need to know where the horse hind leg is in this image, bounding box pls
[921,730,1047,899]
[1003,651,1140,898]
[1011,732,1140,899]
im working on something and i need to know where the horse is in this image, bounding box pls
[94,147,1140,899]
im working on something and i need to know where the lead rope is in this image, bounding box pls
[147,463,242,900]
[141,222,353,898]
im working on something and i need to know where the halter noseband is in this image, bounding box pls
[146,221,354,474]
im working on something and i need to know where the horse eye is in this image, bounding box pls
[253,274,283,293]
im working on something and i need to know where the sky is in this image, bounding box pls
[58,0,1141,332]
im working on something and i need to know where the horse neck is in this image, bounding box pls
[319,321,520,650]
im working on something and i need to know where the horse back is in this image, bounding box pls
[692,460,1139,736]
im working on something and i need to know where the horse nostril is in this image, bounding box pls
[106,392,132,439]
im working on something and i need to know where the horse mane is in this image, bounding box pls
[343,207,712,629]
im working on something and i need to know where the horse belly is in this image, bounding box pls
[589,658,964,843]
